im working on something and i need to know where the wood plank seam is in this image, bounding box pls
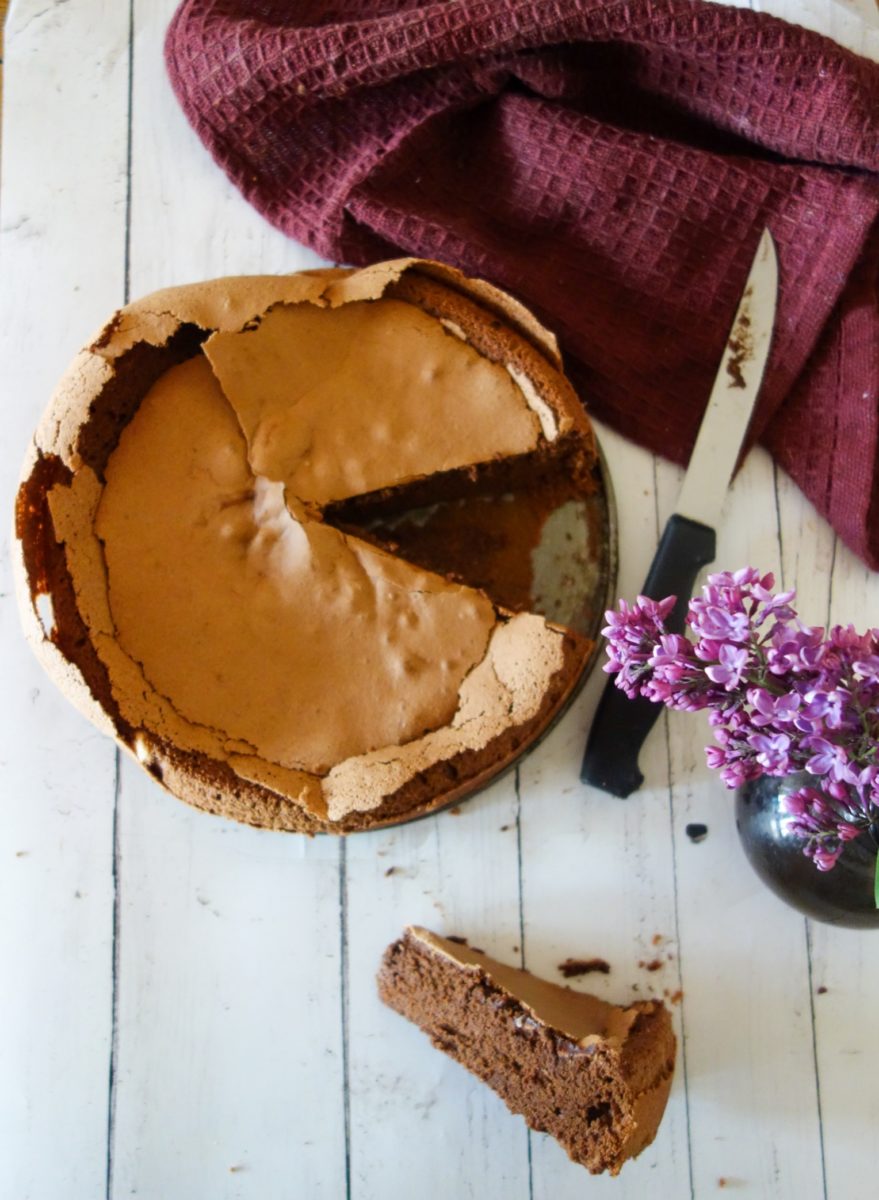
[339,837,352,1200]
[106,1,136,1191]
[514,765,536,1200]
[105,752,123,1200]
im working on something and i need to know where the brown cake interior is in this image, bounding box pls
[378,927,676,1175]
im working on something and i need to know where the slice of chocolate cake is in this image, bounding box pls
[378,927,676,1175]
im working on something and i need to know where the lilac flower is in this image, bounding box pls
[648,634,696,683]
[766,625,826,675]
[704,643,750,690]
[688,602,750,644]
[601,568,879,878]
[602,595,680,699]
[779,785,867,871]
[795,692,835,734]
[802,736,848,779]
[750,579,796,619]
[747,688,800,727]
[840,762,879,799]
[747,732,792,774]
[693,637,725,663]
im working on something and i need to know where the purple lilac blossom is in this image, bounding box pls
[601,569,879,873]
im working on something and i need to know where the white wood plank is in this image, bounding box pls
[345,776,530,1197]
[765,6,879,1200]
[758,0,879,50]
[129,0,327,294]
[109,777,347,1199]
[519,428,692,1197]
[105,3,346,1197]
[0,2,130,1197]
[661,449,825,1199]
[780,496,879,1200]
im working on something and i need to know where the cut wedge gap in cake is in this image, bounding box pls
[322,465,607,629]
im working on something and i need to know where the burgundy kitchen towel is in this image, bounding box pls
[165,0,879,568]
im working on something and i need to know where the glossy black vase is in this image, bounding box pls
[735,774,879,929]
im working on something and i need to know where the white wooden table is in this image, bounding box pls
[2,2,878,1197]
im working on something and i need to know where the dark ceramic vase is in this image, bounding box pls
[735,774,879,929]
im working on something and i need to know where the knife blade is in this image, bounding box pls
[580,228,779,797]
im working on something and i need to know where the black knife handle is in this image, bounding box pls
[580,514,716,796]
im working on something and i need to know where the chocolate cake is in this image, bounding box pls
[378,927,676,1175]
[14,259,600,833]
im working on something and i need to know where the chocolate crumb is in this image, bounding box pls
[499,824,511,832]
[817,985,828,995]
[384,866,398,877]
[448,806,462,816]
[639,959,664,972]
[685,822,708,843]
[558,957,610,978]
[446,935,468,944]
[725,287,754,389]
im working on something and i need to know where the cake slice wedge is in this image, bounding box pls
[378,927,676,1175]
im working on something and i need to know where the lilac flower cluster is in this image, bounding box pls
[603,568,879,871]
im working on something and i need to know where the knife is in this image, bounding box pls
[580,228,779,797]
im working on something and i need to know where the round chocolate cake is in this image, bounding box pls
[14,259,601,832]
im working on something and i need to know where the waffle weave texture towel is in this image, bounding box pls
[165,0,879,567]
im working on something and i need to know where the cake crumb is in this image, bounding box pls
[669,989,684,1005]
[817,985,828,995]
[639,959,664,972]
[651,933,664,946]
[558,957,611,978]
[229,1164,246,1173]
[384,866,398,877]
[15,850,29,858]
[448,806,462,816]
[499,824,511,832]
[446,935,467,945]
